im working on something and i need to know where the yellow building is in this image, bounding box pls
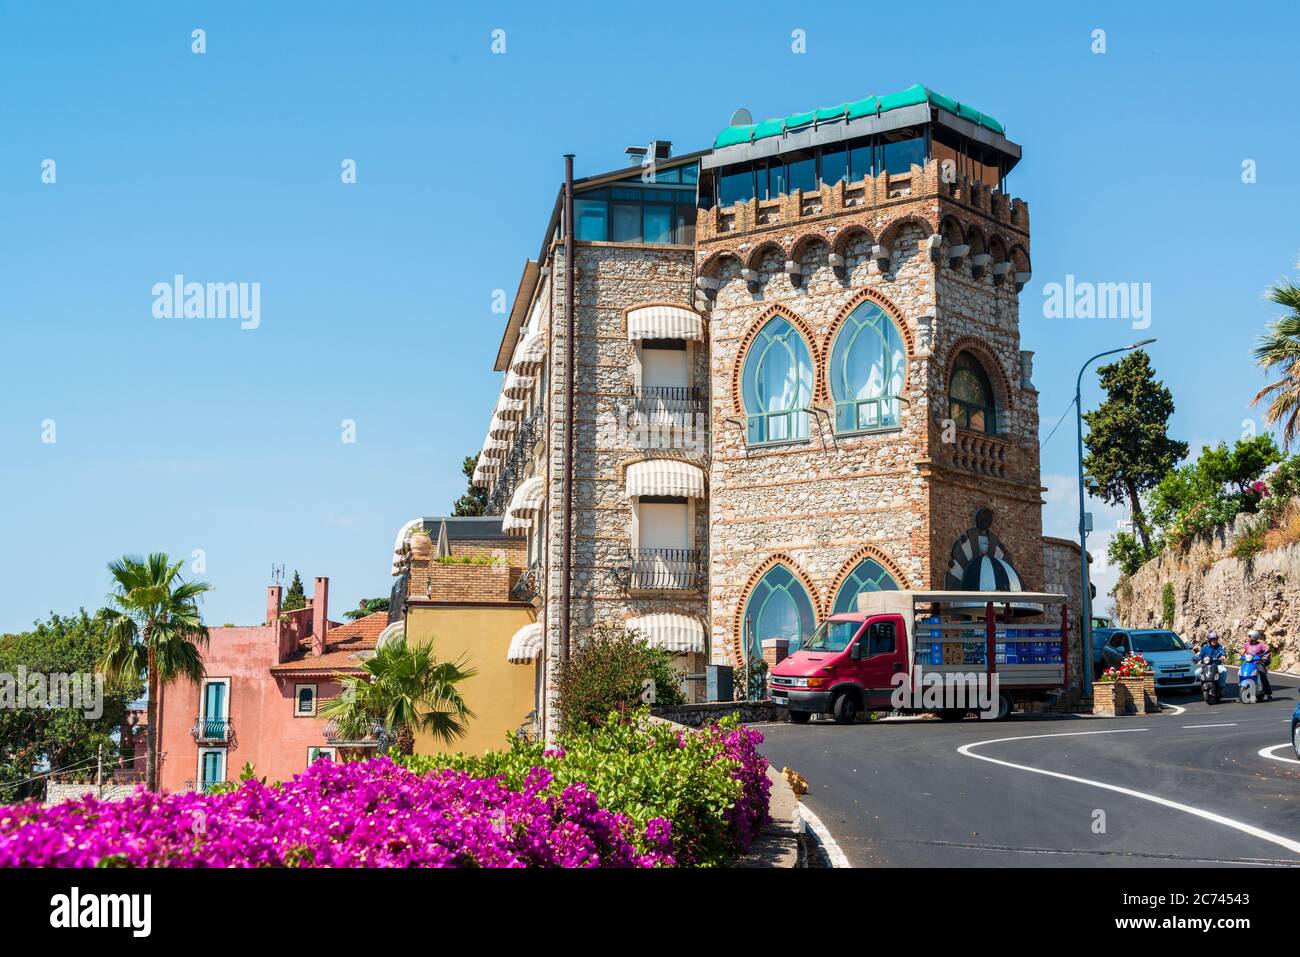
[390,517,542,755]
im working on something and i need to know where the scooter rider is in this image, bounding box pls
[1201,631,1229,694]
[1242,629,1273,701]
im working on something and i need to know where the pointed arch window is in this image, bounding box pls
[742,565,816,662]
[829,302,906,433]
[741,317,813,445]
[831,558,899,615]
[949,351,999,434]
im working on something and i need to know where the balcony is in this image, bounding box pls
[632,385,705,420]
[511,560,542,602]
[488,407,542,514]
[190,718,231,743]
[180,780,227,795]
[624,547,705,591]
[620,387,709,454]
[323,717,387,747]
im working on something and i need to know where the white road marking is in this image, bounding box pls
[958,729,1300,858]
[1182,723,1237,729]
[1161,702,1187,716]
[1259,744,1300,766]
[798,802,851,868]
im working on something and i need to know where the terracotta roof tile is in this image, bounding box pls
[276,612,390,674]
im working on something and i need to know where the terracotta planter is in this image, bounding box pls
[409,533,433,561]
[1093,678,1145,716]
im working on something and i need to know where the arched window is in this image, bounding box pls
[742,317,813,444]
[949,351,998,434]
[742,565,816,662]
[831,558,900,615]
[829,302,906,433]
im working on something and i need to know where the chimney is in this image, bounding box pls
[312,577,329,656]
[266,584,283,625]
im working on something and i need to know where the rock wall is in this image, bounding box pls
[1114,510,1300,669]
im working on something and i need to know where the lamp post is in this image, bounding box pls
[1076,338,1156,696]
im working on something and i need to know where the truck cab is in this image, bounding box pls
[767,613,905,724]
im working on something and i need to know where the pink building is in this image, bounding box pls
[156,577,390,793]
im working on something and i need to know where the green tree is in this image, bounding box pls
[321,635,475,755]
[282,570,306,611]
[343,597,390,621]
[96,554,212,792]
[1083,351,1188,551]
[452,454,488,517]
[0,612,136,802]
[1149,436,1283,543]
[1251,280,1300,448]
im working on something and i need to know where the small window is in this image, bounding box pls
[820,145,848,186]
[575,199,608,241]
[295,684,317,717]
[719,166,755,206]
[949,352,998,434]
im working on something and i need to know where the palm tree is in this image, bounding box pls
[96,553,212,792]
[321,635,475,755]
[1252,280,1300,448]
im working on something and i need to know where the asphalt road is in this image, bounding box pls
[757,672,1300,867]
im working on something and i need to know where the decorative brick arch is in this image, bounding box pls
[831,223,876,258]
[698,248,743,278]
[744,239,787,274]
[730,553,824,667]
[729,304,822,416]
[789,231,832,264]
[941,335,1015,412]
[820,289,914,408]
[826,545,909,614]
[617,300,703,338]
[878,213,938,252]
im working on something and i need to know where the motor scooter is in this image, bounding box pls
[1238,653,1261,704]
[1196,651,1226,705]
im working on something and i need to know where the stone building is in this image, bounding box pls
[395,85,1080,736]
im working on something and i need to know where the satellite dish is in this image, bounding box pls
[729,108,753,127]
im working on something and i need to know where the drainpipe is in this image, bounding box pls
[560,154,576,667]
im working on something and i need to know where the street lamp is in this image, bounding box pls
[1076,338,1156,696]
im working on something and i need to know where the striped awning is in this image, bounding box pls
[626,613,706,653]
[512,331,546,374]
[507,622,543,663]
[625,459,705,499]
[489,414,515,439]
[503,477,545,537]
[391,518,422,575]
[497,396,526,421]
[627,305,704,342]
[503,370,534,399]
[376,619,405,649]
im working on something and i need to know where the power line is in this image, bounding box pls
[0,755,100,794]
[1040,396,1078,450]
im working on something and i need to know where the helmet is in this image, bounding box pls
[1207,631,1220,641]
[1248,629,1261,640]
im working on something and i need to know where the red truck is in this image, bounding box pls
[767,590,1072,723]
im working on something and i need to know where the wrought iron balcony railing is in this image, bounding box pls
[323,717,387,746]
[631,386,705,420]
[190,718,231,742]
[625,547,705,590]
[511,560,542,602]
[181,780,227,794]
[488,406,543,515]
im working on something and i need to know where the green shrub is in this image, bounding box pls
[1109,530,1160,577]
[398,711,763,866]
[554,626,685,734]
[1160,581,1176,627]
[1231,519,1266,560]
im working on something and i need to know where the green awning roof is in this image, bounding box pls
[712,83,1005,149]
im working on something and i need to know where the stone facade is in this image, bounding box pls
[697,158,1042,667]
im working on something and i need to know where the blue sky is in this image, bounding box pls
[2,1,1297,630]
